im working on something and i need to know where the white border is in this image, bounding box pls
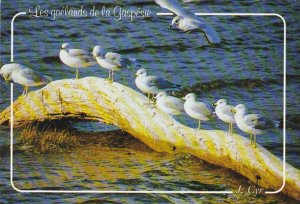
[10,12,286,194]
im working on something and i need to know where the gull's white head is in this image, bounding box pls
[155,91,167,99]
[61,43,70,50]
[234,104,247,115]
[135,68,147,78]
[93,45,106,57]
[0,63,25,81]
[170,16,182,29]
[216,99,227,107]
[183,93,197,101]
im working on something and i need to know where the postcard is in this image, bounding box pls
[0,0,299,203]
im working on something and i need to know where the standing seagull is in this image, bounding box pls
[0,63,52,94]
[93,45,137,82]
[59,43,96,79]
[233,104,274,147]
[155,92,184,115]
[183,93,215,129]
[155,0,221,45]
[135,68,180,104]
[213,99,236,134]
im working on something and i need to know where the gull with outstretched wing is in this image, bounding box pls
[155,0,221,45]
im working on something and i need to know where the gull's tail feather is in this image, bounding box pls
[128,58,142,70]
[255,116,276,130]
[163,79,181,90]
[128,58,137,63]
[274,120,280,128]
[172,83,181,88]
[211,111,217,119]
[129,58,142,68]
[43,75,53,84]
[126,58,141,77]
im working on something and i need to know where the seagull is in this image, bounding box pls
[183,93,215,129]
[213,99,236,134]
[135,68,180,104]
[233,104,274,147]
[155,92,184,115]
[0,63,52,94]
[155,0,221,45]
[59,43,96,79]
[93,45,138,82]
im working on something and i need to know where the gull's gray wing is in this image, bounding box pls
[69,49,89,56]
[155,0,195,18]
[187,18,221,44]
[164,96,184,111]
[19,68,45,82]
[145,75,180,89]
[190,102,213,117]
[244,114,274,130]
[69,49,95,64]
[11,68,47,86]
[105,52,128,67]
[221,105,235,116]
[16,68,52,84]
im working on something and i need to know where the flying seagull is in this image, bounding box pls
[155,0,221,45]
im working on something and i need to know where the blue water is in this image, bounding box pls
[0,0,299,203]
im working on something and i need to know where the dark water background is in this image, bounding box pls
[0,0,299,203]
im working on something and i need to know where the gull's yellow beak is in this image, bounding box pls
[212,102,217,107]
[231,109,236,114]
